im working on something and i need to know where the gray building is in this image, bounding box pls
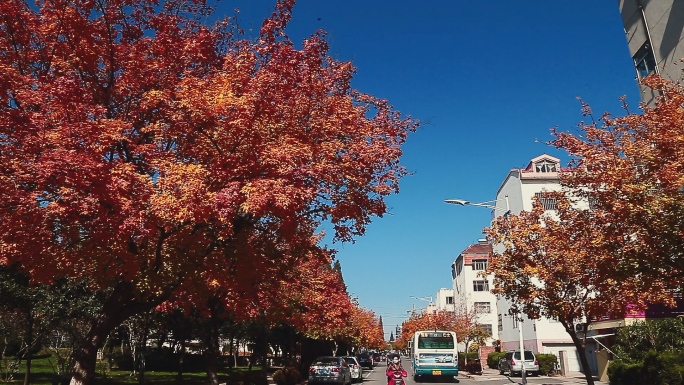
[617,0,684,104]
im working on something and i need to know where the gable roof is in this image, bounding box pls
[461,243,492,255]
[522,154,561,172]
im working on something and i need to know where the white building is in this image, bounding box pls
[451,240,498,343]
[490,154,594,373]
[434,288,455,312]
[409,289,453,316]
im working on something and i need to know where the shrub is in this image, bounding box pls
[112,349,205,372]
[608,360,647,385]
[272,366,302,385]
[608,350,684,385]
[535,353,557,376]
[487,352,505,369]
[464,359,482,374]
[232,370,269,385]
[458,352,478,368]
[642,350,684,385]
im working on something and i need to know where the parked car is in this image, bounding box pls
[356,353,374,369]
[343,356,363,383]
[498,350,539,376]
[372,352,381,363]
[309,356,352,385]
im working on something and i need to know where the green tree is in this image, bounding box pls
[613,318,684,363]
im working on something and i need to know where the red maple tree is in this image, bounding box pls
[0,0,417,383]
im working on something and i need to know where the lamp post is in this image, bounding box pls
[444,195,527,384]
[517,317,527,384]
[410,296,435,318]
[410,295,434,311]
[444,195,510,216]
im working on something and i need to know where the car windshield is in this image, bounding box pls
[314,358,339,365]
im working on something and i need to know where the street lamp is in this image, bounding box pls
[410,295,433,304]
[410,296,434,314]
[444,196,511,216]
[410,296,433,308]
[444,195,527,384]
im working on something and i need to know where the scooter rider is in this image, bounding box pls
[386,356,407,385]
[387,356,403,372]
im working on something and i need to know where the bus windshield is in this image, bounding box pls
[417,335,454,349]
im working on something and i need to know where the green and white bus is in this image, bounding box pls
[408,330,458,381]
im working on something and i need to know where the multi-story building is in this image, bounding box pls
[490,154,593,373]
[434,288,455,313]
[617,0,684,104]
[451,240,498,343]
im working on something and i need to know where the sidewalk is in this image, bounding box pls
[459,367,609,384]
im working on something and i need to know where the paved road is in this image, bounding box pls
[361,357,606,385]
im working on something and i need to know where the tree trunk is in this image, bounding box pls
[23,312,33,385]
[229,338,235,372]
[69,282,159,385]
[138,314,151,385]
[563,323,594,385]
[206,320,220,385]
[177,340,186,381]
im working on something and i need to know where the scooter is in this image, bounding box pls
[386,369,407,385]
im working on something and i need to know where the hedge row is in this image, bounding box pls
[608,350,684,385]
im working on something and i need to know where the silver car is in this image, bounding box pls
[343,356,363,383]
[308,356,352,385]
[498,350,539,376]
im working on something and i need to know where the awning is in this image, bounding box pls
[589,333,618,357]
[589,333,615,339]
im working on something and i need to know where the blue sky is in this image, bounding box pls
[216,1,642,339]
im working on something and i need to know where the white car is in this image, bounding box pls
[344,357,363,383]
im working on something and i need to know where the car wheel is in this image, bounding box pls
[499,368,504,375]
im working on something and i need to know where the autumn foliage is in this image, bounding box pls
[0,0,417,383]
[550,77,684,292]
[396,307,488,351]
[486,76,684,385]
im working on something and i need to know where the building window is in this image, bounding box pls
[633,42,656,80]
[473,259,488,271]
[455,262,462,276]
[474,302,491,313]
[498,314,503,331]
[473,280,489,292]
[446,296,454,305]
[512,317,519,329]
[535,160,558,173]
[479,324,493,336]
[535,192,557,210]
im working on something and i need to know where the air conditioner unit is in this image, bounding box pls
[575,323,585,332]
